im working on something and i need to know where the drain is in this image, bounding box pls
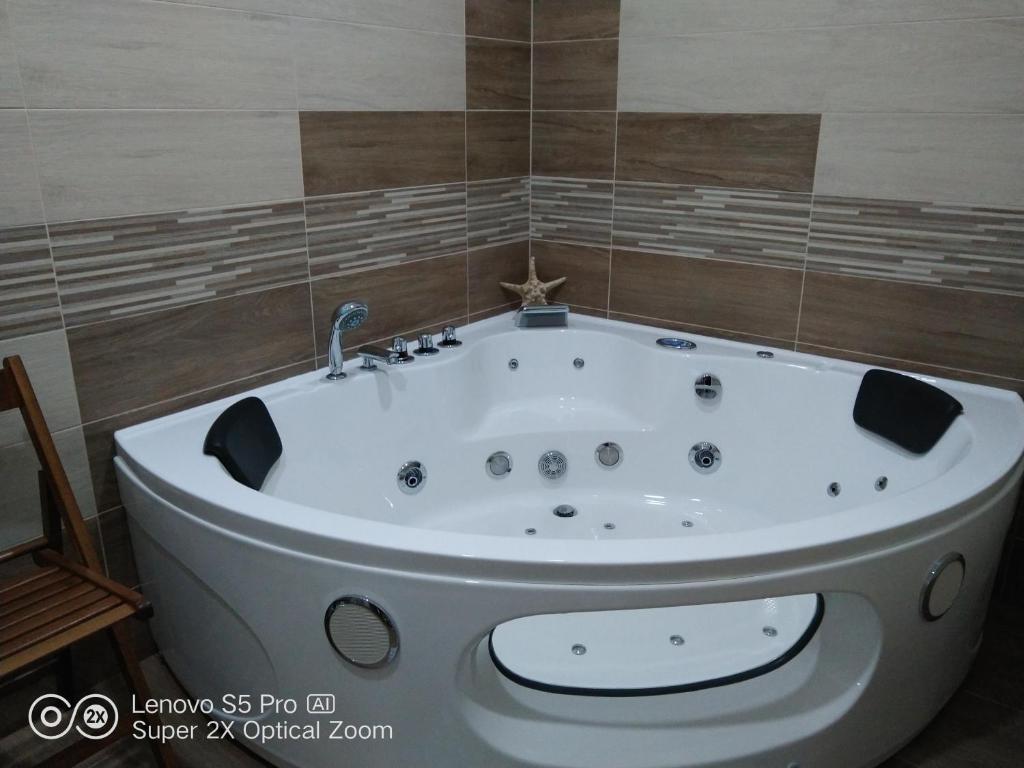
[538,450,568,479]
[763,626,778,638]
[603,522,615,530]
[396,461,426,494]
[524,528,536,536]
[681,520,694,528]
[595,442,622,468]
[827,481,841,497]
[669,635,685,646]
[553,504,577,518]
[571,644,587,656]
[875,476,888,491]
[486,451,512,477]
[689,442,721,474]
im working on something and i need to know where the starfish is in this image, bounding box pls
[500,256,567,306]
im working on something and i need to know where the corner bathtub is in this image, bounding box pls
[115,312,1024,768]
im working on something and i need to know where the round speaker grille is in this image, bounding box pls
[325,597,398,668]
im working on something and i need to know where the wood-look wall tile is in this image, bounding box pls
[83,361,313,513]
[0,5,21,106]
[469,241,528,314]
[300,111,465,197]
[468,177,530,249]
[531,178,613,245]
[798,272,1024,381]
[31,110,303,222]
[10,0,294,109]
[293,17,465,110]
[532,111,617,179]
[467,111,530,181]
[616,113,820,192]
[0,330,81,449]
[68,284,314,423]
[311,253,467,355]
[306,183,466,277]
[794,343,1024,397]
[531,240,610,310]
[177,0,466,34]
[467,38,530,110]
[51,201,310,327]
[533,40,618,111]
[610,249,802,341]
[534,0,621,41]
[609,311,793,349]
[806,195,1024,295]
[0,111,44,227]
[466,0,531,41]
[0,225,62,343]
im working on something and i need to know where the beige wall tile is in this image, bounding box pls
[621,0,1024,37]
[619,18,1024,113]
[816,114,1024,206]
[293,18,465,110]
[0,427,97,550]
[177,0,465,34]
[30,110,303,222]
[9,0,294,109]
[0,330,82,449]
[0,111,44,227]
[0,4,22,106]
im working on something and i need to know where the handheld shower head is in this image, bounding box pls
[333,301,369,331]
[327,301,369,380]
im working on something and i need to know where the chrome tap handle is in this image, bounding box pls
[415,333,439,356]
[391,336,414,364]
[439,325,462,347]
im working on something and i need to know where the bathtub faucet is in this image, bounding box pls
[358,337,415,370]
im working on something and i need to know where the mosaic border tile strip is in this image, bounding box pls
[468,177,530,249]
[612,181,812,268]
[531,176,614,246]
[807,196,1024,295]
[0,225,63,341]
[49,201,308,327]
[305,182,467,278]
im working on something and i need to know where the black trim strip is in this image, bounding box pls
[488,594,826,698]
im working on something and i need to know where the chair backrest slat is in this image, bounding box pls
[0,365,18,412]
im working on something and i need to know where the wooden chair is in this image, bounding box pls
[0,354,177,767]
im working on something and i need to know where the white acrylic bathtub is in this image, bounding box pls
[115,312,1024,768]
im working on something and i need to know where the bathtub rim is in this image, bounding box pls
[114,312,1024,583]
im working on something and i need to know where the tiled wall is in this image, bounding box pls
[2,0,1023,628]
[0,0,532,598]
[528,1,1024,600]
